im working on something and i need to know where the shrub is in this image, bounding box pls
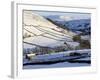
[73,35,81,42]
[80,40,91,49]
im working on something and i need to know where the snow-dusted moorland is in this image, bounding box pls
[23,11,91,69]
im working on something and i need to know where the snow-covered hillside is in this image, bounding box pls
[23,11,75,37]
[23,11,78,50]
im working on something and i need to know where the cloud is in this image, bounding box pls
[59,16,72,21]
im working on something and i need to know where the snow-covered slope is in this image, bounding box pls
[23,11,77,49]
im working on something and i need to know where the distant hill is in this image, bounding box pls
[45,17,91,35]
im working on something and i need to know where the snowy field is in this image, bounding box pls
[23,49,91,69]
[23,58,90,69]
